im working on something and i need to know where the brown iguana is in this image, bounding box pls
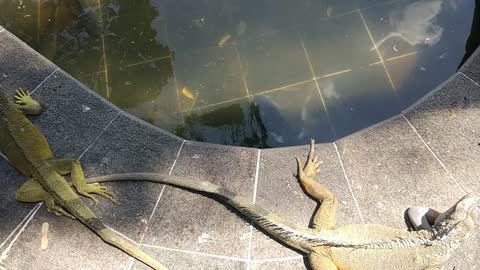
[3,90,478,269]
[87,141,479,270]
[0,88,168,270]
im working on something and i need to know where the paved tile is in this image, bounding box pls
[29,70,119,159]
[250,257,307,270]
[250,143,363,260]
[0,30,56,94]
[336,115,465,227]
[132,246,247,270]
[79,112,183,242]
[321,65,400,139]
[237,27,311,93]
[460,47,480,84]
[0,159,35,245]
[404,73,480,194]
[142,141,257,258]
[3,207,131,270]
[300,11,377,77]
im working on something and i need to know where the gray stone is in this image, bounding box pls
[335,115,465,227]
[79,112,184,242]
[3,207,131,270]
[142,141,257,258]
[250,143,363,260]
[0,30,56,94]
[250,257,307,270]
[29,70,120,159]
[131,246,247,270]
[0,159,35,245]
[460,47,480,85]
[404,73,480,194]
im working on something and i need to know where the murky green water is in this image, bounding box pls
[0,0,476,147]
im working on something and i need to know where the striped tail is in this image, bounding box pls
[87,173,337,252]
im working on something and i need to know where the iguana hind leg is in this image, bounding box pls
[309,252,338,270]
[16,178,75,219]
[296,139,338,230]
[49,159,117,204]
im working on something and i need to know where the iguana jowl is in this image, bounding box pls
[0,89,168,270]
[88,142,479,270]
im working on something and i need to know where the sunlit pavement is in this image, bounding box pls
[1,25,480,269]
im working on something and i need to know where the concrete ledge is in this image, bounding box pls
[1,27,480,270]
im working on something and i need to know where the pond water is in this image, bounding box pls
[0,0,476,147]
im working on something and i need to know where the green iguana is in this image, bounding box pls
[87,144,479,270]
[2,89,478,269]
[0,88,168,270]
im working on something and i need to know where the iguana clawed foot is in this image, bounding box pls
[14,88,42,115]
[296,139,323,181]
[75,182,117,205]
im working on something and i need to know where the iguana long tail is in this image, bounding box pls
[87,173,334,253]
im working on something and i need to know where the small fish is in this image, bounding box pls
[182,87,196,100]
[326,6,333,17]
[218,33,231,47]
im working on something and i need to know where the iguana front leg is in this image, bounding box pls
[296,139,338,230]
[50,159,117,204]
[14,88,42,115]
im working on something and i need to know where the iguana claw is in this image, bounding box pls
[14,88,42,115]
[76,183,118,205]
[296,139,323,181]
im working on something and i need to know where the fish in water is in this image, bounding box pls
[218,33,232,47]
[181,87,196,100]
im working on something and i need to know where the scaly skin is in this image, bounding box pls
[87,140,479,270]
[0,89,168,270]
[2,89,477,269]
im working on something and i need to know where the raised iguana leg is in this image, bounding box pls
[309,252,338,270]
[16,178,76,219]
[296,139,338,230]
[49,159,117,204]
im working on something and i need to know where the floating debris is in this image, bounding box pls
[237,20,247,36]
[393,45,398,52]
[326,6,333,17]
[217,33,231,47]
[41,222,49,250]
[182,87,196,100]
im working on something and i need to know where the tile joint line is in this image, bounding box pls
[126,140,186,270]
[459,71,480,88]
[333,142,365,223]
[400,114,467,194]
[31,68,59,94]
[246,149,261,269]
[77,111,121,161]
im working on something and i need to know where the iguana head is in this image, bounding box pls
[435,194,480,228]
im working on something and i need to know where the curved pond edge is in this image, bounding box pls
[1,26,479,269]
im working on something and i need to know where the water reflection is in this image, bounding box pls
[372,0,444,50]
[0,0,477,148]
